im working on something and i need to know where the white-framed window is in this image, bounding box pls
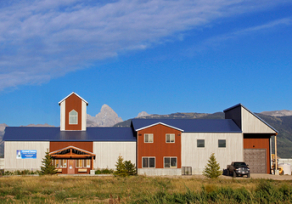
[166,134,175,143]
[164,157,177,168]
[218,139,226,148]
[53,159,67,168]
[69,110,78,124]
[144,134,153,143]
[76,159,83,168]
[142,157,155,168]
[197,139,205,148]
[83,159,91,168]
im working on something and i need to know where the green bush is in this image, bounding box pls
[101,168,114,174]
[95,169,101,174]
[2,170,40,176]
[203,153,222,179]
[95,168,114,174]
[113,156,136,177]
[40,151,57,175]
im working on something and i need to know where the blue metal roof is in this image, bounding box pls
[3,127,136,142]
[131,119,242,133]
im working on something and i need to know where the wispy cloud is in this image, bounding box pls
[0,0,290,90]
[186,17,292,54]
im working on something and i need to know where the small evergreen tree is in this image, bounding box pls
[203,153,222,178]
[124,160,136,176]
[40,151,57,175]
[114,155,128,177]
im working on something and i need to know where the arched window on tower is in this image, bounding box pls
[69,110,78,124]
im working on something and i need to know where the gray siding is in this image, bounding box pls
[241,107,276,134]
[0,158,4,169]
[138,169,181,176]
[4,141,49,171]
[181,133,243,174]
[93,142,136,170]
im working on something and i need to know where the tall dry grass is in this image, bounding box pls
[0,176,291,203]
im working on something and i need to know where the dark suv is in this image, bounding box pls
[227,162,250,178]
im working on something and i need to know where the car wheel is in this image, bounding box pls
[247,173,250,178]
[233,171,236,178]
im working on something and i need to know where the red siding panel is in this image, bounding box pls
[65,93,82,130]
[137,124,181,169]
[50,142,93,152]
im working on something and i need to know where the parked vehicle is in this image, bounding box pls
[227,162,250,178]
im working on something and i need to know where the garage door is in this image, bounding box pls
[244,149,266,173]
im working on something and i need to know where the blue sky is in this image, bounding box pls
[0,0,291,126]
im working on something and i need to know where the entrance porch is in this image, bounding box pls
[49,146,95,174]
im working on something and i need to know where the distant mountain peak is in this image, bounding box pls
[0,123,7,132]
[87,104,123,127]
[24,123,55,127]
[260,110,292,117]
[136,111,150,118]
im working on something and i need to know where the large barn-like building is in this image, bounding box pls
[3,92,278,175]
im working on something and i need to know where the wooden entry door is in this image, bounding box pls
[68,160,75,174]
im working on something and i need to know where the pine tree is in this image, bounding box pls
[203,153,222,178]
[124,160,136,176]
[40,151,57,175]
[114,155,128,177]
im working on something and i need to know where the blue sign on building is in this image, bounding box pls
[16,150,37,159]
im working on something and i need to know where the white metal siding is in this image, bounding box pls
[81,101,87,131]
[93,142,136,170]
[181,133,243,174]
[0,158,4,169]
[241,107,276,134]
[138,168,181,176]
[4,141,49,171]
[60,101,66,131]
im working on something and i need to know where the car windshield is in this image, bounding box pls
[234,162,247,167]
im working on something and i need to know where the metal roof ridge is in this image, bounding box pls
[223,103,242,112]
[135,122,184,132]
[58,92,88,105]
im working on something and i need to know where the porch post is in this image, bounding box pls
[91,156,94,170]
[275,134,278,171]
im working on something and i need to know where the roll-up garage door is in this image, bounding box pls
[244,149,266,173]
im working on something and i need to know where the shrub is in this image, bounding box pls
[124,160,136,176]
[95,168,114,174]
[203,153,222,179]
[101,168,114,174]
[114,156,128,177]
[114,156,136,177]
[40,151,57,175]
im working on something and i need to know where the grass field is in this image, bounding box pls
[0,175,292,203]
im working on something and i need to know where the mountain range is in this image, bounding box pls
[0,107,291,158]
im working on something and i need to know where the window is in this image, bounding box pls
[69,110,78,124]
[142,157,155,168]
[83,159,91,168]
[144,134,153,143]
[197,139,205,148]
[166,134,175,143]
[54,159,60,168]
[164,157,177,168]
[218,139,226,148]
[76,159,83,168]
[53,159,67,168]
